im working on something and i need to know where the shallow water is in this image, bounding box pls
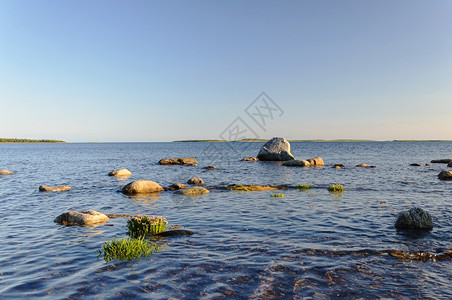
[0,142,451,299]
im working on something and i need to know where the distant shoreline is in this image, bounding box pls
[0,138,66,143]
[173,139,452,143]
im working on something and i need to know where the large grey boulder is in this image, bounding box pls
[438,170,452,181]
[395,207,433,230]
[256,137,295,161]
[122,180,164,195]
[55,210,109,226]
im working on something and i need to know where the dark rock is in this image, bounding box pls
[165,183,187,191]
[256,137,295,161]
[155,229,194,237]
[187,177,205,185]
[333,164,346,168]
[431,159,452,164]
[448,161,452,167]
[204,165,216,170]
[158,157,197,166]
[438,170,452,180]
[395,207,433,230]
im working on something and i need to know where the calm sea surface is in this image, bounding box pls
[0,142,451,299]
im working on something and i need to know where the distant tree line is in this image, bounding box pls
[0,138,65,143]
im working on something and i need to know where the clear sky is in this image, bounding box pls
[1,0,451,142]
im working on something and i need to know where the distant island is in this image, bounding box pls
[0,138,65,143]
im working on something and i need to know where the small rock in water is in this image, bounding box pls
[256,137,295,161]
[410,163,423,167]
[187,177,205,185]
[158,157,197,166]
[165,183,187,191]
[356,164,368,167]
[108,168,132,177]
[39,185,72,192]
[438,170,452,181]
[333,164,346,168]
[282,159,311,167]
[0,170,13,175]
[122,180,164,195]
[448,161,452,167]
[307,157,325,167]
[155,229,194,237]
[204,165,216,170]
[241,157,259,161]
[395,207,433,230]
[55,210,109,226]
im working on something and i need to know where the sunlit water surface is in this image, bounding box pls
[0,142,451,299]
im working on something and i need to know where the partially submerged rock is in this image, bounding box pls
[431,159,452,164]
[307,157,325,167]
[55,210,109,226]
[228,184,279,191]
[356,164,369,167]
[122,180,164,195]
[333,164,346,168]
[438,170,452,181]
[410,163,423,167]
[256,137,295,161]
[179,186,210,196]
[448,161,452,167]
[108,168,132,177]
[158,157,197,166]
[241,157,259,162]
[0,170,13,175]
[155,229,194,237]
[395,207,433,230]
[165,183,187,191]
[187,177,205,185]
[282,159,311,167]
[204,165,216,170]
[39,185,71,192]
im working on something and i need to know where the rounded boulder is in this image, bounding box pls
[256,137,295,161]
[55,210,109,226]
[108,168,132,177]
[122,180,164,195]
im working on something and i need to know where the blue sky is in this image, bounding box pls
[1,0,451,142]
